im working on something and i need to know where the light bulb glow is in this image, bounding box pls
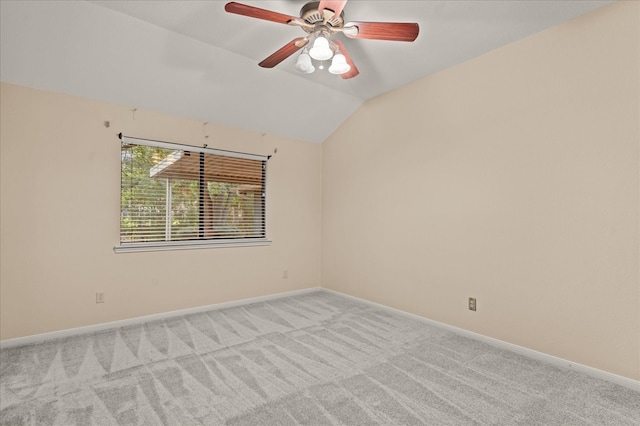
[295,52,315,74]
[329,53,350,74]
[309,35,333,61]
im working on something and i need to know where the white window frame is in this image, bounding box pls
[114,135,271,253]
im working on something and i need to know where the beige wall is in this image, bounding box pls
[322,1,639,380]
[0,83,322,339]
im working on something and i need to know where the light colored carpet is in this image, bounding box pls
[1,290,638,425]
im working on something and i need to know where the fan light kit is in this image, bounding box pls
[296,32,350,75]
[225,0,419,79]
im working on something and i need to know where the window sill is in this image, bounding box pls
[114,239,272,253]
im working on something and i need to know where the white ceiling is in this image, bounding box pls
[1,0,613,143]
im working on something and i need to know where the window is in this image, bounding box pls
[116,135,270,252]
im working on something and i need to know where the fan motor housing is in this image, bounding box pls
[300,1,345,31]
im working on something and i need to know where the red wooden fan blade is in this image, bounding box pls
[344,22,419,42]
[259,38,309,68]
[318,0,347,18]
[225,2,303,26]
[333,40,359,79]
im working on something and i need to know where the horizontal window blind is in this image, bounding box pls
[119,136,268,247]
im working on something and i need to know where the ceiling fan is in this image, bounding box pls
[224,1,419,79]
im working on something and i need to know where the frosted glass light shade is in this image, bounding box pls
[309,36,333,61]
[328,53,350,74]
[295,52,315,74]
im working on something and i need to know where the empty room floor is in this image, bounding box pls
[1,290,638,425]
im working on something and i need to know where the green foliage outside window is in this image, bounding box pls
[120,144,264,243]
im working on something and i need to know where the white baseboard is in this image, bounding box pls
[0,287,321,350]
[2,286,637,393]
[321,288,640,393]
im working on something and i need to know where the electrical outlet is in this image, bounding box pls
[283,270,289,279]
[468,297,476,311]
[96,292,105,304]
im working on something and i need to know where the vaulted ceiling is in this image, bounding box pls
[0,0,613,143]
